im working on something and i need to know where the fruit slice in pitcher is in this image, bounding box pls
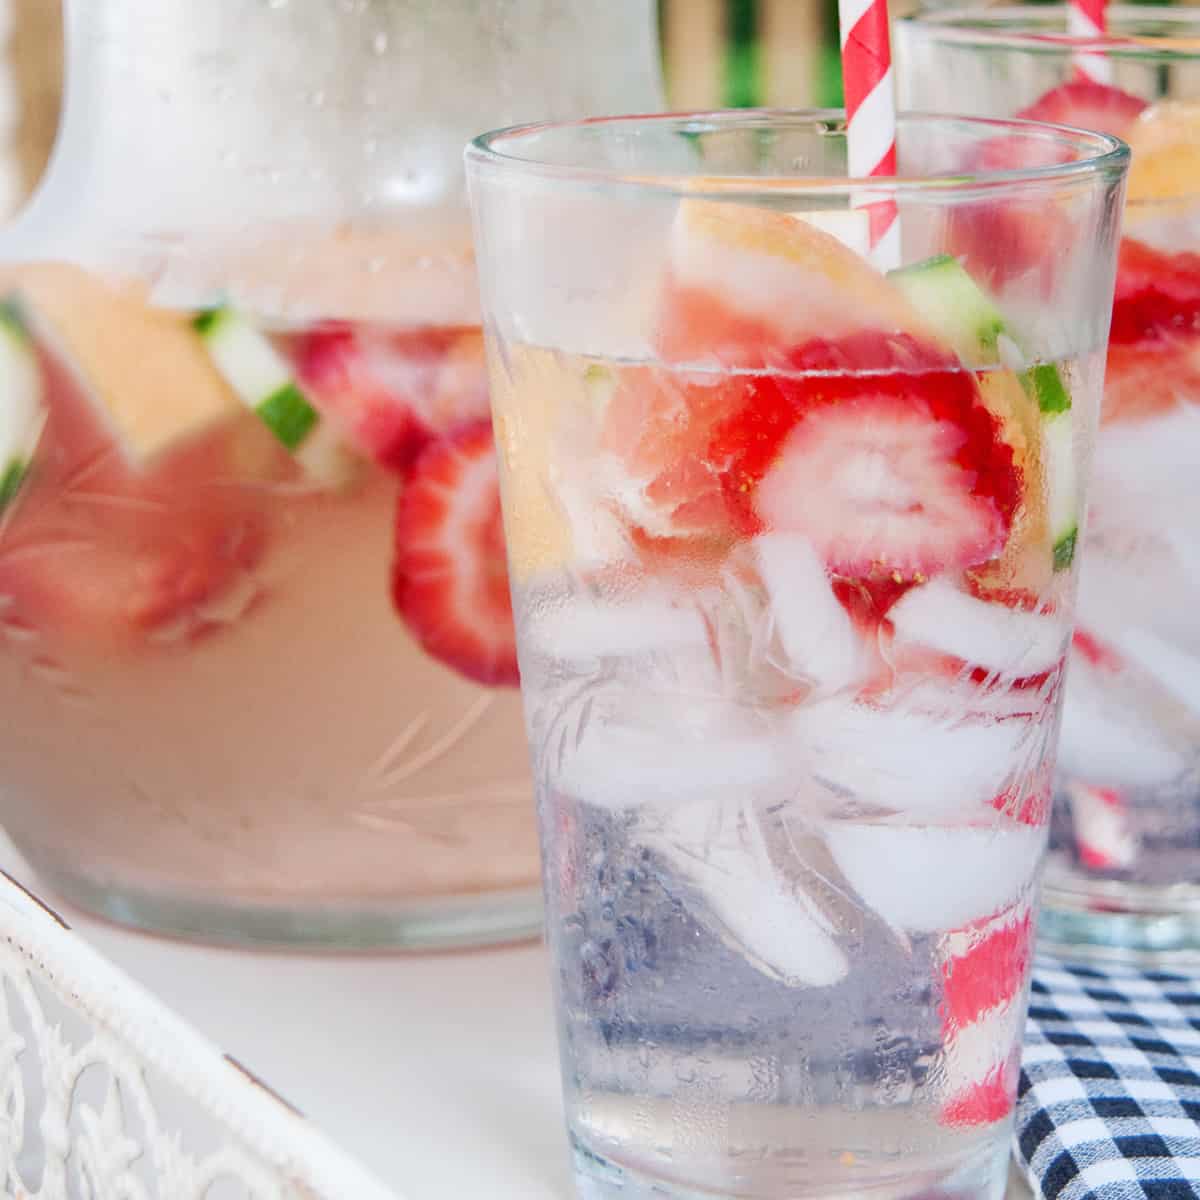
[195,306,356,487]
[391,419,518,687]
[295,324,490,473]
[0,269,273,645]
[1,263,242,467]
[0,421,269,646]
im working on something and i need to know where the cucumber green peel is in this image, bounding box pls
[1053,527,1077,572]
[256,382,318,450]
[0,297,29,339]
[0,459,26,514]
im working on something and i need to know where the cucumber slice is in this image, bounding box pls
[890,254,1069,403]
[0,298,46,515]
[1022,361,1071,415]
[1043,408,1076,570]
[890,254,1079,570]
[193,306,353,484]
[889,254,1005,363]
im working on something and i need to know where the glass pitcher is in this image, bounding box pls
[0,0,663,947]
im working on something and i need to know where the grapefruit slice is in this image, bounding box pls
[0,263,241,465]
[657,199,935,367]
[1126,99,1200,207]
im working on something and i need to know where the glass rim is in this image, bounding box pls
[900,4,1200,58]
[465,109,1128,199]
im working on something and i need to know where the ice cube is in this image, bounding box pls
[552,681,783,813]
[1075,535,1200,651]
[825,821,1043,933]
[1056,655,1191,789]
[888,578,1064,679]
[790,693,1038,818]
[753,531,866,691]
[648,797,848,988]
[551,457,637,569]
[1116,628,1200,720]
[526,585,709,666]
[1093,405,1200,507]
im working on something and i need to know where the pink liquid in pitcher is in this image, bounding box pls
[0,262,538,937]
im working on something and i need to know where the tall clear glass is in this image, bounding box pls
[898,6,1200,957]
[467,111,1126,1200]
[0,0,662,948]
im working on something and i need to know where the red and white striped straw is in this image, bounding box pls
[839,0,900,269]
[1068,0,1113,84]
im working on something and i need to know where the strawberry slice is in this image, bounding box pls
[391,420,518,687]
[1105,340,1200,424]
[295,325,490,473]
[1110,238,1200,347]
[1018,79,1147,140]
[709,332,1020,591]
[943,83,1144,292]
[1102,240,1200,423]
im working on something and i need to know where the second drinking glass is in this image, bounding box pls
[899,5,1200,956]
[468,110,1126,1200]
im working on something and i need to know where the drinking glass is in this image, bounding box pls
[467,110,1126,1200]
[899,5,1200,956]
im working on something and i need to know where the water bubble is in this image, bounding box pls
[309,89,327,108]
[265,0,288,9]
[372,31,389,55]
[617,915,657,972]
[580,939,617,1000]
[363,138,378,159]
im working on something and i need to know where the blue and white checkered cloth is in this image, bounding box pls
[1016,954,1200,1199]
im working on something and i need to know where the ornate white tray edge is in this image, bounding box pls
[0,868,402,1199]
